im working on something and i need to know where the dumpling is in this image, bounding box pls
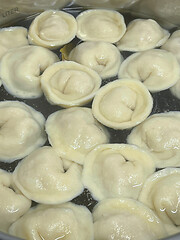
[127,112,180,168]
[68,41,123,79]
[139,168,180,235]
[93,198,167,240]
[0,27,28,60]
[92,79,153,129]
[118,49,180,92]
[161,30,180,63]
[0,101,46,163]
[45,107,109,165]
[116,19,170,51]
[9,202,94,240]
[83,144,155,201]
[13,146,84,204]
[28,10,77,49]
[0,45,59,99]
[41,61,101,108]
[76,9,126,43]
[0,169,31,233]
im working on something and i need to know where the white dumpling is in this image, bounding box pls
[127,112,180,168]
[92,79,153,129]
[83,144,155,201]
[28,10,77,49]
[76,9,126,43]
[0,101,46,163]
[93,198,167,240]
[139,168,180,235]
[13,146,84,204]
[68,41,123,79]
[45,107,109,165]
[41,61,101,108]
[0,169,31,233]
[118,49,180,92]
[0,45,59,99]
[161,30,180,63]
[0,27,28,60]
[9,202,93,240]
[116,19,170,51]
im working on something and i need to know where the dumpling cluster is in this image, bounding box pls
[1,6,180,240]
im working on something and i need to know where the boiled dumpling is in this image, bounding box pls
[9,202,93,240]
[45,107,109,165]
[116,19,170,51]
[92,79,153,129]
[161,30,180,63]
[93,198,167,240]
[83,144,155,201]
[0,27,28,60]
[76,9,126,43]
[118,49,180,92]
[127,112,180,168]
[0,101,46,162]
[0,169,31,233]
[28,10,77,49]
[139,168,180,235]
[13,146,84,204]
[68,41,123,79]
[0,45,59,99]
[41,61,101,108]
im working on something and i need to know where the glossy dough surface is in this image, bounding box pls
[127,112,180,168]
[118,49,180,92]
[0,101,46,162]
[139,168,180,235]
[0,27,28,60]
[69,41,123,79]
[28,10,77,49]
[92,79,153,129]
[76,9,126,43]
[83,144,155,201]
[41,61,101,107]
[0,169,31,233]
[45,107,109,165]
[13,146,84,204]
[9,203,94,240]
[117,19,170,51]
[93,198,167,240]
[0,45,59,99]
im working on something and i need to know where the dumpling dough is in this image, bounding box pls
[0,27,28,60]
[28,10,77,49]
[0,45,59,99]
[118,49,180,92]
[41,61,101,108]
[45,107,109,165]
[92,79,153,129]
[68,41,123,79]
[93,198,167,240]
[116,19,170,51]
[161,30,180,63]
[0,169,31,233]
[9,202,93,240]
[127,112,180,168]
[0,101,46,163]
[76,9,126,43]
[83,144,155,201]
[139,168,180,235]
[13,146,84,204]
